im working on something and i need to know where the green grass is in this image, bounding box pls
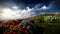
[34,23,60,34]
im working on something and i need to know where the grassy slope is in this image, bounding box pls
[32,14,60,34]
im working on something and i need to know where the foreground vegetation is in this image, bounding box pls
[32,14,60,34]
[0,14,60,34]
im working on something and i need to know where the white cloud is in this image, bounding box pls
[0,3,49,21]
[12,5,18,9]
[0,6,36,21]
[41,5,48,10]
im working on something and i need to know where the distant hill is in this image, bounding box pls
[27,14,60,20]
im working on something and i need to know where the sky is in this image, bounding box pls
[0,0,60,21]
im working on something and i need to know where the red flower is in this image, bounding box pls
[17,25,23,31]
[10,25,13,28]
[24,29,28,34]
[13,32,17,34]
[10,25,17,29]
[7,32,10,34]
[5,29,9,32]
[13,25,16,29]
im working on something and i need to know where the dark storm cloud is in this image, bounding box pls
[13,0,55,4]
[48,0,60,13]
[0,0,12,4]
[0,0,13,8]
[0,0,57,8]
[13,0,55,8]
[52,0,60,10]
[0,0,56,9]
[39,0,60,14]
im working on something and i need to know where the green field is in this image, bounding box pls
[31,14,60,34]
[34,23,60,34]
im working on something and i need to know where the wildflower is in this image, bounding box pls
[7,32,10,34]
[24,29,28,34]
[13,32,17,34]
[17,25,23,31]
[10,25,17,30]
